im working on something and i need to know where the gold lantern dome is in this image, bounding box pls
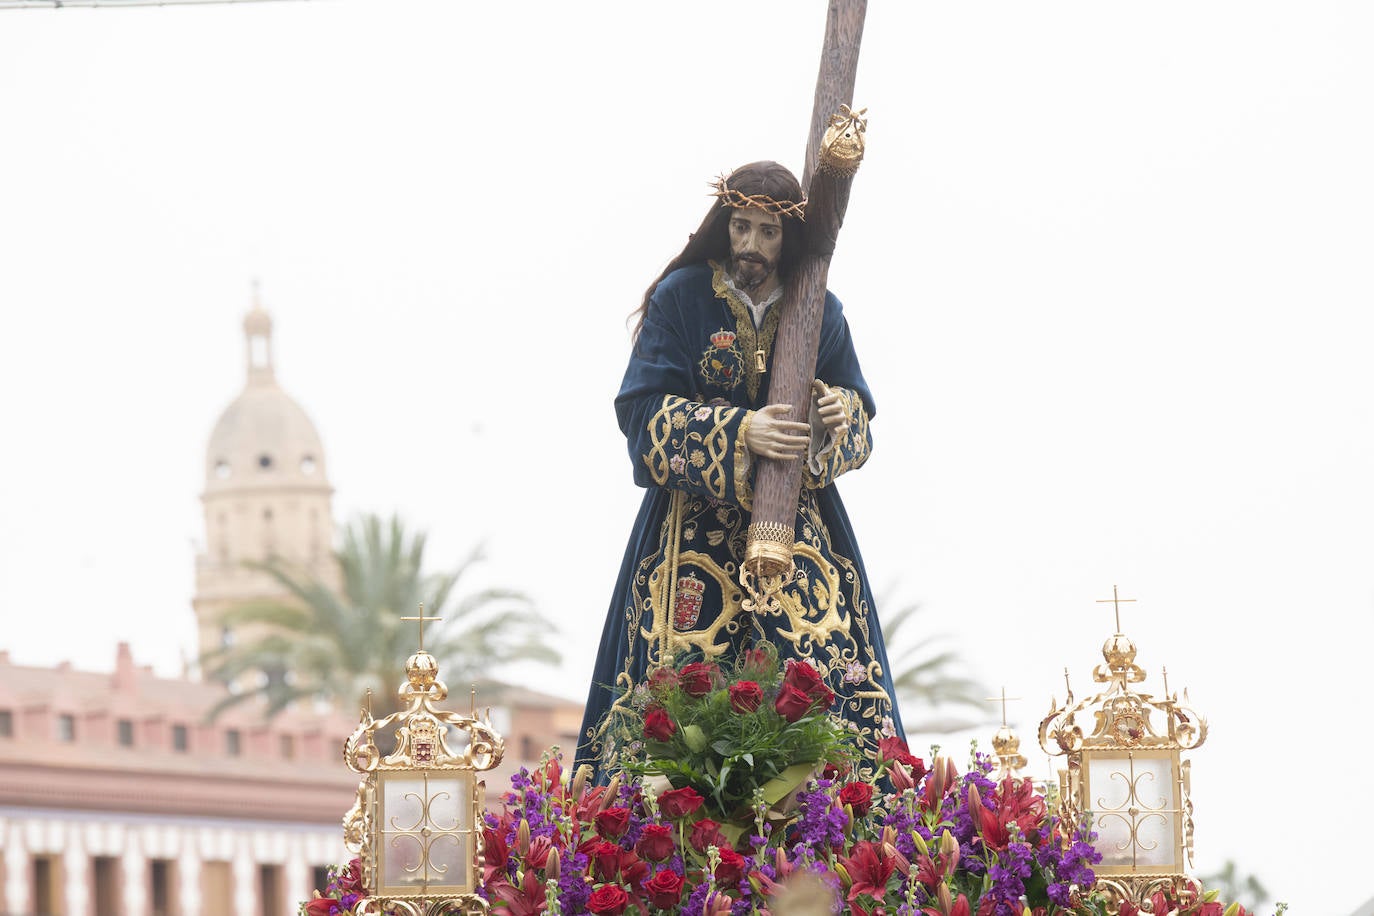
[987,688,1028,782]
[1101,633,1137,670]
[404,650,440,690]
[991,724,1028,781]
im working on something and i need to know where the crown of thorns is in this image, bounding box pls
[711,174,807,220]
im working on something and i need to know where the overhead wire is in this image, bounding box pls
[1,0,322,9]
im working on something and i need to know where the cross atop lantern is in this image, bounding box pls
[987,687,1028,782]
[341,610,505,915]
[1038,587,1208,913]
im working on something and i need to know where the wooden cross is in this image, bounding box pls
[986,686,1022,727]
[744,0,869,586]
[401,604,442,652]
[1095,584,1137,634]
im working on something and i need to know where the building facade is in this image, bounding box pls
[0,643,358,916]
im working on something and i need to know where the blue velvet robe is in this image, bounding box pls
[576,260,904,776]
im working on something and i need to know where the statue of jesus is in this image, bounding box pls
[576,160,904,777]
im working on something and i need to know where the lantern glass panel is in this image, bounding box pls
[1087,753,1178,871]
[377,771,472,894]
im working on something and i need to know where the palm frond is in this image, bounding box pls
[206,511,561,720]
[879,594,996,730]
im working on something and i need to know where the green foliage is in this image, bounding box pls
[201,512,560,719]
[616,644,855,821]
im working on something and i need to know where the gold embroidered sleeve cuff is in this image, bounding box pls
[640,395,752,507]
[803,385,872,489]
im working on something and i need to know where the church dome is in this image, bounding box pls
[243,306,273,337]
[203,299,331,495]
[204,384,330,494]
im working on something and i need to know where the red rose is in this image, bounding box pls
[304,899,336,916]
[728,680,763,713]
[618,851,649,892]
[658,786,704,820]
[595,806,631,839]
[782,661,834,710]
[635,823,675,862]
[644,706,677,741]
[838,781,875,816]
[645,869,685,909]
[586,884,631,916]
[877,736,923,770]
[782,660,826,695]
[680,662,719,697]
[688,818,727,853]
[714,846,747,887]
[591,840,622,882]
[773,684,816,722]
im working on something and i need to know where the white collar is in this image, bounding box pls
[720,270,784,327]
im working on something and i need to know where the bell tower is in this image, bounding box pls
[192,288,339,671]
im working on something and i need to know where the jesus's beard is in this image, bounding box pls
[729,253,776,293]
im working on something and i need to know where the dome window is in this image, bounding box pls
[258,453,273,470]
[214,460,231,479]
[300,455,316,475]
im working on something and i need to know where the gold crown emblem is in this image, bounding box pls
[710,329,737,349]
[677,572,706,596]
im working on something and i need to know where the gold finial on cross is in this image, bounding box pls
[1095,584,1137,634]
[401,603,443,652]
[986,686,1022,727]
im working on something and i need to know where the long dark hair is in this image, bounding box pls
[630,160,805,342]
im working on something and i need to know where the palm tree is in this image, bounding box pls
[882,595,995,734]
[202,513,560,718]
[1199,860,1271,913]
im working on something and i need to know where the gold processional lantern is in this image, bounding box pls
[1038,588,1208,913]
[987,688,1029,783]
[342,613,505,915]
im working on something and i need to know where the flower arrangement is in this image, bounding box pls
[480,739,1103,916]
[611,645,856,828]
[300,654,1282,916]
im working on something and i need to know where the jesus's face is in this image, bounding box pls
[726,206,783,295]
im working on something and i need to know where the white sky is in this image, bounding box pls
[2,2,1371,912]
